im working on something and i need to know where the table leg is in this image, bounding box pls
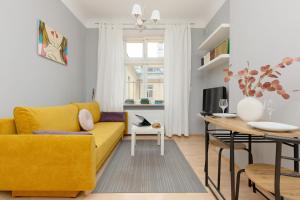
[248,135,252,187]
[294,142,299,172]
[230,131,236,200]
[131,131,135,156]
[204,121,209,186]
[161,131,164,156]
[157,133,160,145]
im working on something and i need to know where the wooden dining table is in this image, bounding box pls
[202,115,300,200]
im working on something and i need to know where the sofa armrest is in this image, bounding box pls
[124,112,128,135]
[0,134,96,191]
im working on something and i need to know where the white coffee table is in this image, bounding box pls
[131,125,165,156]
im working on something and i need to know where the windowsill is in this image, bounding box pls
[123,104,165,110]
[124,104,164,107]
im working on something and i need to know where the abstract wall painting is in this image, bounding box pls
[38,20,68,65]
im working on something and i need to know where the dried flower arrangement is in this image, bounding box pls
[224,57,300,100]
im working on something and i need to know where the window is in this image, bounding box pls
[147,85,153,98]
[124,38,164,105]
[147,42,164,58]
[126,43,143,58]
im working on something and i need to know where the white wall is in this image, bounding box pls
[0,0,86,117]
[230,0,300,167]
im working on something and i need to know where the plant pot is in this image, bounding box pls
[237,97,264,122]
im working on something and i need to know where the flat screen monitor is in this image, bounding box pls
[202,87,228,114]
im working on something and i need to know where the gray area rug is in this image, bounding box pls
[93,140,206,193]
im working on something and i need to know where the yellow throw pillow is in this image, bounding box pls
[73,102,101,123]
[14,104,80,134]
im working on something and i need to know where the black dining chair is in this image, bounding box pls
[236,135,300,200]
[210,138,253,191]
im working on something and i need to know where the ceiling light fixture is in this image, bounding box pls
[131,4,160,29]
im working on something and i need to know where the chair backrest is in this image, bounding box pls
[265,135,300,200]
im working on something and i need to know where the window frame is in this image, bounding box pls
[124,37,164,105]
[125,37,164,65]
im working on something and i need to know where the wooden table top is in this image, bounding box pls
[203,116,300,138]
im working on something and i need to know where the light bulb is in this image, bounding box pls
[132,4,142,18]
[151,10,160,23]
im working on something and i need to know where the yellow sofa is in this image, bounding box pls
[0,102,127,197]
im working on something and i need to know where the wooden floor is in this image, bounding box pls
[0,135,267,200]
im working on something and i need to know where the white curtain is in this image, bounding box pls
[164,24,191,137]
[96,24,124,111]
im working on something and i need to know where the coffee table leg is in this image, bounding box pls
[131,131,135,156]
[157,132,160,145]
[161,131,164,156]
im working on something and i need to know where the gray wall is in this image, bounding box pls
[189,29,206,134]
[205,0,230,36]
[201,0,230,91]
[0,0,86,117]
[230,0,300,167]
[85,29,99,101]
[190,0,230,134]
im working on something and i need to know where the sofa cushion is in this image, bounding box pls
[89,122,125,167]
[14,105,80,134]
[73,102,101,123]
[90,122,124,147]
[0,118,17,135]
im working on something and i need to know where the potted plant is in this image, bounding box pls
[224,57,299,121]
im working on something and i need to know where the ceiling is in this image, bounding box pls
[61,0,226,28]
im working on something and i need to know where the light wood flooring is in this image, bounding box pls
[0,135,268,200]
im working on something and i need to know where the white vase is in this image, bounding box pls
[237,97,264,122]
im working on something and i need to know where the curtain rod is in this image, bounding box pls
[94,22,195,30]
[93,22,164,30]
[94,22,195,25]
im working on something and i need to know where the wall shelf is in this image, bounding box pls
[198,24,230,51]
[198,54,229,71]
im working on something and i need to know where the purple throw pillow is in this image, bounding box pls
[33,130,92,135]
[100,112,126,122]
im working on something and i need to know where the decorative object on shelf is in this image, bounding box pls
[200,39,230,66]
[125,99,135,104]
[224,57,300,121]
[210,49,216,61]
[38,20,68,65]
[140,98,150,104]
[131,4,160,30]
[203,52,210,65]
[201,57,204,66]
[155,100,164,105]
[215,39,230,57]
